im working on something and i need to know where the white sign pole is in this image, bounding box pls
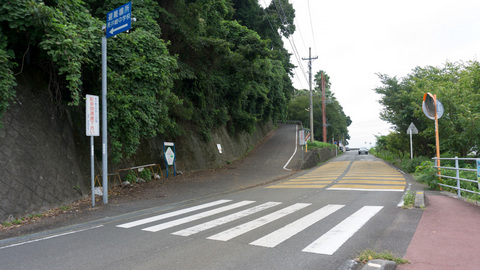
[406,122,418,160]
[91,136,95,206]
[409,129,413,160]
[101,35,108,204]
[101,2,132,204]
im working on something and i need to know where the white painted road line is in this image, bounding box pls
[302,206,383,255]
[283,124,298,171]
[0,225,104,250]
[327,188,404,192]
[207,203,311,242]
[117,199,231,228]
[173,202,282,236]
[142,201,256,232]
[250,204,344,248]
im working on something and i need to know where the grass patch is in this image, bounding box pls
[59,205,71,211]
[2,221,12,227]
[402,191,415,208]
[357,249,409,265]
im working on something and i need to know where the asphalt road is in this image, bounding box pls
[0,125,423,270]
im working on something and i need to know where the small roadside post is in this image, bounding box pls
[102,2,132,204]
[164,142,176,178]
[476,159,480,189]
[86,94,100,207]
[406,122,418,160]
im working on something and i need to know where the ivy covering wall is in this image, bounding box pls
[0,0,296,162]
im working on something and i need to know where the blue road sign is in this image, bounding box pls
[106,2,131,38]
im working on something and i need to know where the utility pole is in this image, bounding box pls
[302,47,318,142]
[321,72,327,142]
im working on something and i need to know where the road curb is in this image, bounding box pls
[361,259,397,270]
[414,191,425,208]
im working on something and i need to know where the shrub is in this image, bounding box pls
[401,156,430,173]
[414,160,438,190]
[307,141,337,150]
[139,168,152,182]
[125,172,137,184]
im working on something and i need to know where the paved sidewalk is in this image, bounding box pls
[398,193,480,270]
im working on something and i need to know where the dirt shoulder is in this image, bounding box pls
[0,166,240,240]
[0,124,300,241]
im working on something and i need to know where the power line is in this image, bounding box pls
[292,68,306,90]
[261,0,277,36]
[307,0,319,57]
[294,17,308,53]
[288,38,308,84]
[269,0,309,88]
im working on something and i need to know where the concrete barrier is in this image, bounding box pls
[301,147,337,170]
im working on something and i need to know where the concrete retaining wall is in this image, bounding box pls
[0,73,87,222]
[0,72,273,222]
[301,147,337,170]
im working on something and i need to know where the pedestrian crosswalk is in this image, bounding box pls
[116,199,383,255]
[266,161,350,189]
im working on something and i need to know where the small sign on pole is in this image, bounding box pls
[86,95,100,207]
[86,95,100,136]
[299,129,306,146]
[164,142,176,178]
[406,122,418,160]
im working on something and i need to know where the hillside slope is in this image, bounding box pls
[0,71,274,222]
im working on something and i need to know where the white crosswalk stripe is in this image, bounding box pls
[116,200,384,255]
[250,204,344,248]
[116,199,231,228]
[302,206,383,255]
[172,202,282,236]
[142,201,255,232]
[207,203,310,241]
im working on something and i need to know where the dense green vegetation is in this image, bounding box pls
[306,140,337,150]
[287,70,351,143]
[0,0,297,162]
[374,60,480,158]
[372,60,480,196]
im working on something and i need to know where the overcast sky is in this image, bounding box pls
[273,0,480,148]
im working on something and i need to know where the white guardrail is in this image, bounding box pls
[433,157,480,198]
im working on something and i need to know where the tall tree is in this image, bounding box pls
[375,61,480,157]
[287,89,351,143]
[1,0,298,162]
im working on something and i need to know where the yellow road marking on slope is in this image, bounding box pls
[337,180,406,185]
[341,176,404,180]
[267,160,407,191]
[327,161,406,191]
[266,185,328,189]
[329,184,405,190]
[266,161,349,189]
